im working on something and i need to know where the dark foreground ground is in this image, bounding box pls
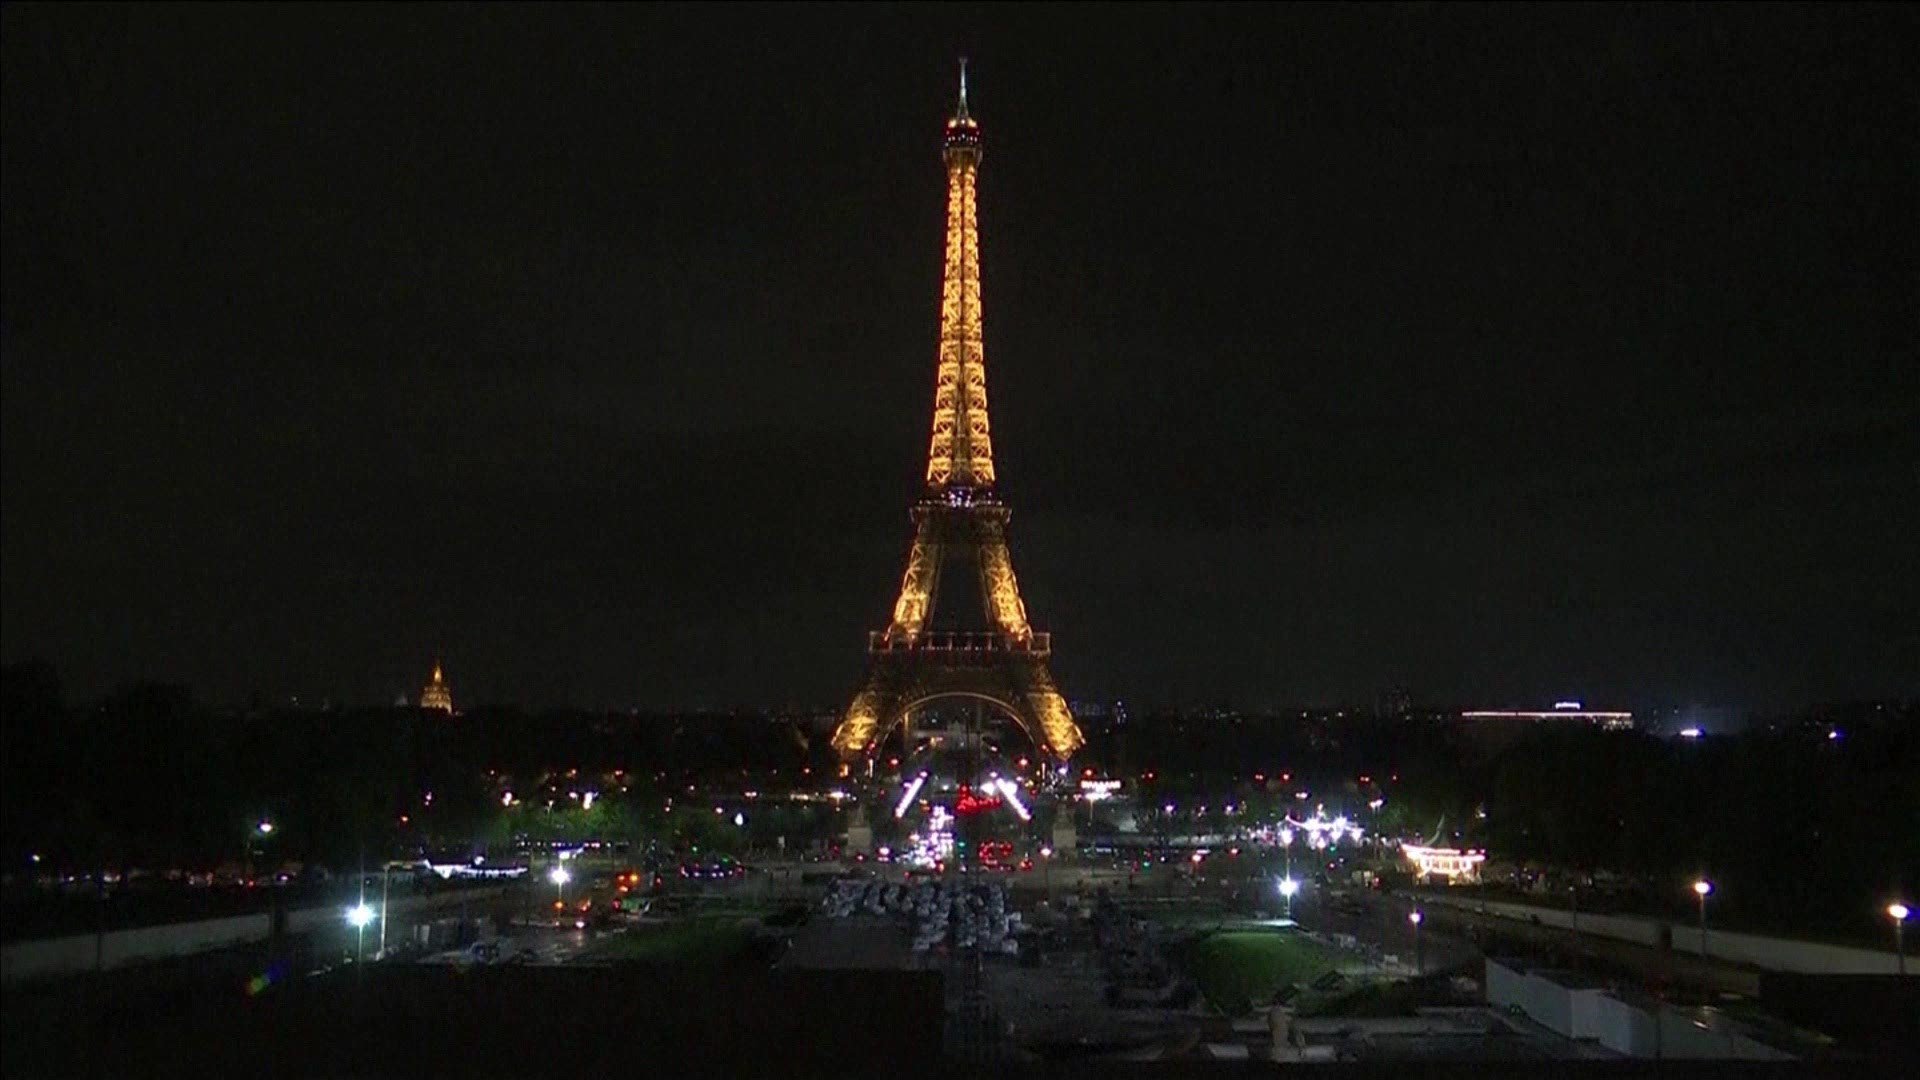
[5,955,1912,1079]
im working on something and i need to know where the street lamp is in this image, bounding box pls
[1889,902,1910,976]
[1279,827,1295,882]
[346,902,375,963]
[256,820,275,836]
[1409,910,1425,975]
[549,864,571,906]
[1692,879,1713,956]
[1279,877,1299,919]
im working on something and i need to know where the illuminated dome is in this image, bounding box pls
[419,661,453,714]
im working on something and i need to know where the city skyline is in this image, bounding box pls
[4,7,1916,711]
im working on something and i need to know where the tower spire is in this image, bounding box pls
[926,60,993,491]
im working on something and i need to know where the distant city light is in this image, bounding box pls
[1679,727,1703,739]
[345,902,375,929]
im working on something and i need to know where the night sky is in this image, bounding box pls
[4,5,1915,711]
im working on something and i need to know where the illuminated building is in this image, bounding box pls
[1461,702,1633,731]
[831,64,1083,761]
[418,661,453,714]
[1400,844,1487,882]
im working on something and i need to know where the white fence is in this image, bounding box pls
[1425,892,1902,974]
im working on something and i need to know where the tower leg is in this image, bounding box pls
[1010,661,1081,758]
[833,671,903,759]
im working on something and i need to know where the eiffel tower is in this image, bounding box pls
[831,64,1084,762]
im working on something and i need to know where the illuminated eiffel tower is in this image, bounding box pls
[831,64,1083,761]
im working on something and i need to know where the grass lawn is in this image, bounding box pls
[588,917,760,964]
[1183,930,1343,1015]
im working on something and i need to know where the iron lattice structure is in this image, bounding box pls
[831,67,1084,761]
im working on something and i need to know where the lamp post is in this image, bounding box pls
[549,864,571,909]
[1280,827,1295,884]
[1409,909,1424,975]
[1889,903,1910,976]
[1692,879,1713,957]
[247,818,274,882]
[378,863,391,958]
[1279,877,1299,920]
[346,901,375,964]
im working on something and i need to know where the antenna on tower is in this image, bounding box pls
[956,56,970,121]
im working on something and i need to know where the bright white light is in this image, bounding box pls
[733,812,746,827]
[549,866,571,887]
[1827,729,1841,740]
[256,820,275,835]
[1408,910,1423,925]
[581,791,596,810]
[346,903,375,928]
[1040,846,1053,858]
[500,791,515,807]
[994,778,1031,821]
[1890,903,1911,921]
[1190,851,1204,864]
[1279,828,1295,847]
[1554,701,1582,710]
[1278,878,1299,898]
[1163,802,1175,814]
[1679,727,1703,739]
[894,773,927,819]
[1693,879,1713,897]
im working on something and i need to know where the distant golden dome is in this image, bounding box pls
[420,661,453,714]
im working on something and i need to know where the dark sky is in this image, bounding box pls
[4,5,1916,711]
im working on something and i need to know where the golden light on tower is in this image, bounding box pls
[924,61,995,491]
[419,661,453,714]
[831,63,1082,761]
